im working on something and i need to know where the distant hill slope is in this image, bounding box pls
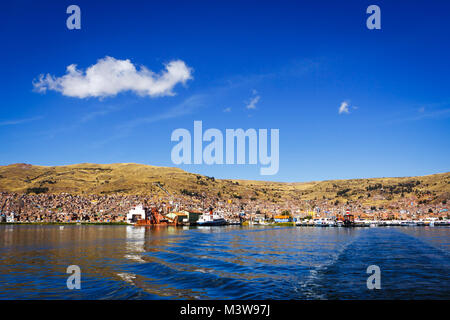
[0,163,449,205]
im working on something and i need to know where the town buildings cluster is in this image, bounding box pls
[0,191,448,223]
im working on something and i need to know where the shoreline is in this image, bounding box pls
[1,222,449,227]
[0,222,130,226]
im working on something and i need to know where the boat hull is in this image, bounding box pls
[197,219,227,226]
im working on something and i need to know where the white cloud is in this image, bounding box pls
[246,95,260,110]
[0,116,43,126]
[338,101,350,114]
[33,56,193,99]
[223,107,231,112]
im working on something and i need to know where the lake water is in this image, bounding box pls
[0,225,449,299]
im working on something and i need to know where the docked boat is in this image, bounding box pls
[313,218,327,227]
[416,220,429,226]
[353,220,367,227]
[386,220,401,226]
[313,218,335,227]
[197,210,227,226]
[434,220,450,227]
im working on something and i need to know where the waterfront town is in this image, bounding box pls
[0,190,448,225]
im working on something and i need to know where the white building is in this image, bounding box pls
[6,212,15,223]
[127,205,145,223]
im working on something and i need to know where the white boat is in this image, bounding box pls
[298,219,313,226]
[386,220,401,226]
[313,218,324,226]
[313,218,334,227]
[326,219,337,227]
[400,220,416,226]
[197,211,227,226]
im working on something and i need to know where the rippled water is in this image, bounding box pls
[0,225,449,299]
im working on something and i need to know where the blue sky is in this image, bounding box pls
[1,0,449,182]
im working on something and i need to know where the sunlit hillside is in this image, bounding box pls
[0,163,449,206]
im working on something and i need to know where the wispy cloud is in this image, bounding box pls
[0,116,43,126]
[246,91,260,110]
[384,101,450,125]
[89,94,206,148]
[338,101,350,114]
[118,94,206,132]
[402,108,450,122]
[33,56,193,99]
[223,107,231,112]
[80,104,123,123]
[217,59,324,97]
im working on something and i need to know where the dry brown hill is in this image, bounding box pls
[0,163,449,206]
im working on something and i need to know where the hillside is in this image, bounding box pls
[0,163,449,206]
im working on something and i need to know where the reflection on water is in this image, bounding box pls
[0,225,449,299]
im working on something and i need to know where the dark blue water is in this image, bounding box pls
[0,225,449,299]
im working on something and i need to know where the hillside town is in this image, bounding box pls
[0,190,448,225]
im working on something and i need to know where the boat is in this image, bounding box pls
[197,210,227,226]
[313,218,327,227]
[227,219,242,225]
[416,220,428,226]
[353,220,367,227]
[386,220,401,226]
[359,220,378,227]
[434,220,450,227]
[328,221,336,227]
[343,213,355,227]
[311,218,335,227]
